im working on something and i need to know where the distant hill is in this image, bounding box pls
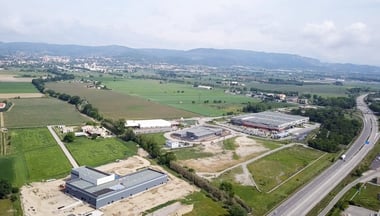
[1,41,380,74]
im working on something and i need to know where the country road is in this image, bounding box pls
[268,94,379,216]
[47,125,79,168]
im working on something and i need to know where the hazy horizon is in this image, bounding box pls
[1,0,380,65]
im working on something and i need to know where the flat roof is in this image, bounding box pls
[72,166,110,180]
[232,111,308,128]
[125,119,171,128]
[67,168,166,198]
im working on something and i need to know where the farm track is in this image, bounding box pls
[0,112,3,127]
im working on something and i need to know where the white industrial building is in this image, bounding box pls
[231,111,309,131]
[125,119,172,129]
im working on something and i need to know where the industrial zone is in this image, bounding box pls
[20,110,312,215]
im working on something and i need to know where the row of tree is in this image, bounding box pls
[292,108,361,152]
[242,102,272,113]
[32,77,103,121]
[0,179,18,202]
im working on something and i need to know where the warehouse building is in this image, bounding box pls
[65,166,168,208]
[125,119,172,129]
[173,126,223,140]
[231,111,309,131]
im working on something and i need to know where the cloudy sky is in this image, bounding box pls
[1,0,380,65]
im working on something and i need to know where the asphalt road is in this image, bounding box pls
[268,94,379,216]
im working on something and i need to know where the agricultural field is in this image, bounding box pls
[46,82,196,119]
[0,82,38,93]
[248,82,348,97]
[0,128,72,186]
[214,146,334,215]
[102,79,261,116]
[3,98,88,128]
[65,137,138,167]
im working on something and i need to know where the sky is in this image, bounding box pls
[1,0,380,65]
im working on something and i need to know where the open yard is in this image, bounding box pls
[46,82,196,119]
[65,137,138,167]
[3,98,88,128]
[213,146,334,215]
[182,192,228,216]
[102,79,261,116]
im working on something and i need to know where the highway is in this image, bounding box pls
[268,94,379,216]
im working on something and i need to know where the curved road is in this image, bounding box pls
[268,94,379,216]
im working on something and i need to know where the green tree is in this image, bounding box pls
[0,179,12,199]
[63,132,75,143]
[228,204,247,216]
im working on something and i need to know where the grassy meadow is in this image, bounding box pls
[0,128,72,186]
[3,98,88,128]
[65,137,138,167]
[102,79,261,116]
[46,82,196,119]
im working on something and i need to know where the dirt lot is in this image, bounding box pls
[0,93,44,99]
[180,136,269,172]
[20,155,197,216]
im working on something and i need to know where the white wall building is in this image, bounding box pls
[125,119,172,129]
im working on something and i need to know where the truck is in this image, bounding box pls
[340,154,346,161]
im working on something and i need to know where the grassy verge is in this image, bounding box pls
[66,137,138,166]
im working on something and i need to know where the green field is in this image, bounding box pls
[0,128,72,187]
[0,199,14,216]
[66,137,138,167]
[248,146,323,192]
[0,82,37,93]
[102,79,261,116]
[182,192,228,216]
[172,147,214,160]
[46,82,196,119]
[248,82,348,97]
[3,98,88,128]
[214,146,334,215]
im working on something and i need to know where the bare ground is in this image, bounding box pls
[0,93,44,99]
[20,156,197,216]
[180,136,269,173]
[0,75,33,82]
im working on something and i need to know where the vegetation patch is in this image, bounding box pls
[66,137,138,167]
[173,148,214,161]
[3,98,88,128]
[223,137,237,150]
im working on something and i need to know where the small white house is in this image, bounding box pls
[166,140,180,149]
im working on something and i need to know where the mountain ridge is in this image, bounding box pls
[1,41,379,74]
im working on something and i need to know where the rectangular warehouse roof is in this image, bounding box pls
[232,111,309,129]
[67,167,167,198]
[125,119,172,128]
